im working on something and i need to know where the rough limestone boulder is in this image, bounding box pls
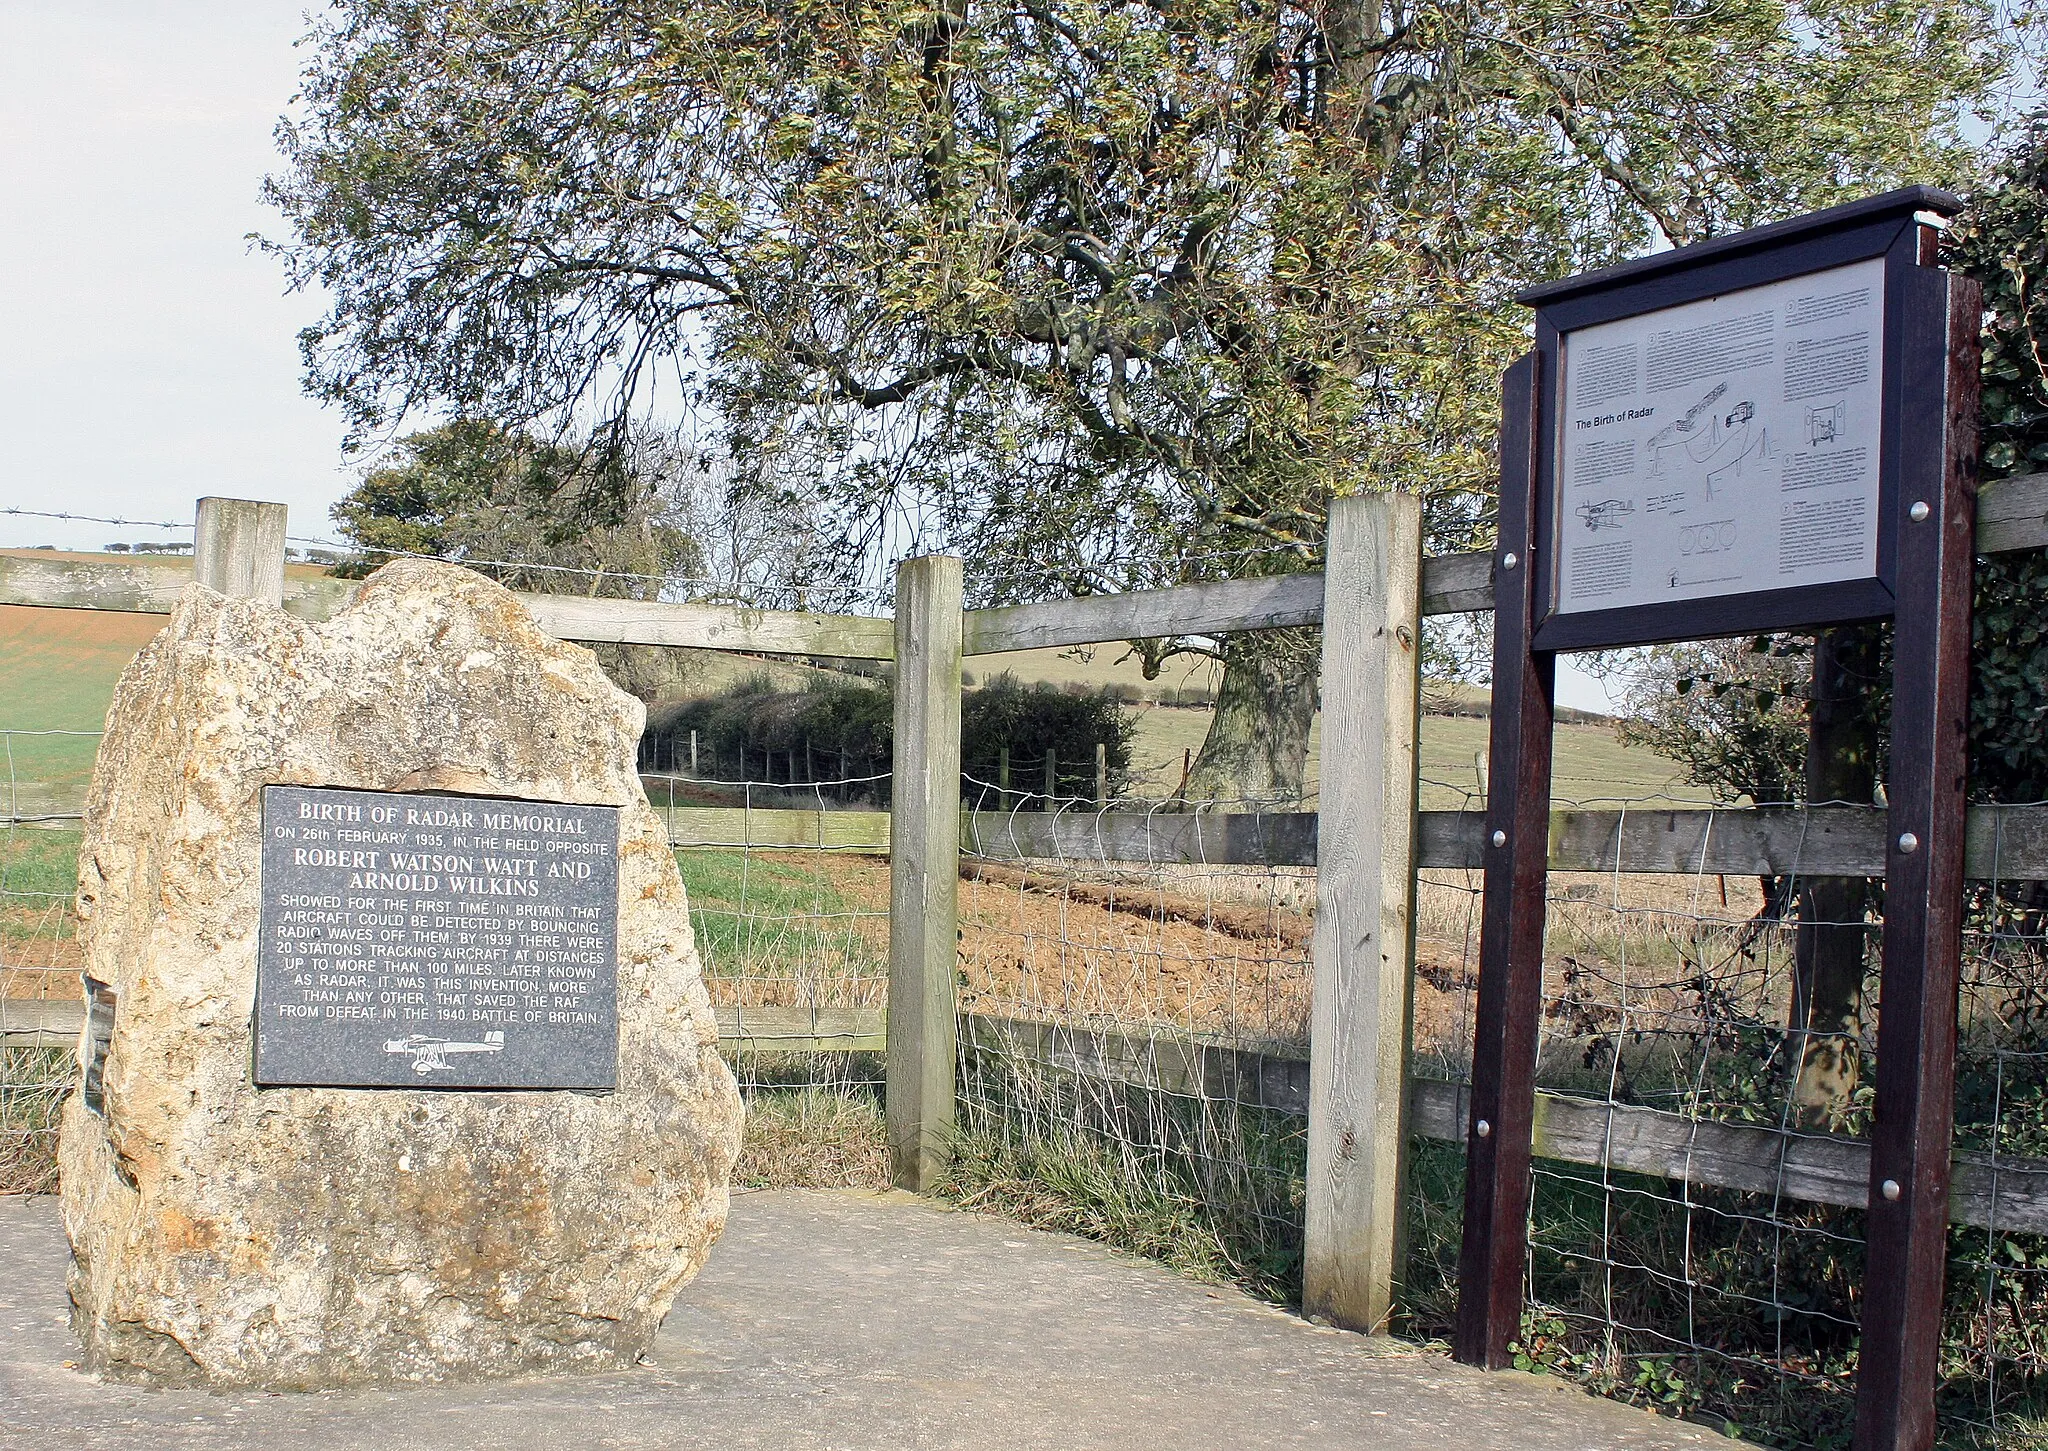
[58,560,744,1387]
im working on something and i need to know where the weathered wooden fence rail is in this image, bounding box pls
[662,801,2048,881]
[960,1013,2048,1235]
[16,477,2048,1404]
[21,987,2034,1233]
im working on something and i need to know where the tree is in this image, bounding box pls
[1951,115,2048,805]
[1604,638,1812,809]
[331,419,705,698]
[266,0,2012,803]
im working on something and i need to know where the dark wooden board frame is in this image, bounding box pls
[1453,187,1979,1451]
[1524,187,1956,653]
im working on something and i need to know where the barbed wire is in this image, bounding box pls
[283,531,895,611]
[2,508,191,530]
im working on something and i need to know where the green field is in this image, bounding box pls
[674,847,887,1007]
[0,604,163,817]
[1114,704,1704,809]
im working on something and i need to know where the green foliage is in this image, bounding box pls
[329,419,701,590]
[267,0,2011,796]
[651,672,1137,801]
[1958,119,2048,487]
[655,676,897,791]
[267,0,2009,584]
[959,673,1136,800]
[331,419,714,699]
[1607,636,1814,805]
[1952,118,2048,807]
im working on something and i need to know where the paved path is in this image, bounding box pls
[2,1189,1740,1450]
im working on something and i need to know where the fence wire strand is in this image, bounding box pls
[1,727,88,1196]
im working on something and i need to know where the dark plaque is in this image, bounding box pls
[255,785,621,1090]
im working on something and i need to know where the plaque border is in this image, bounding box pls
[251,783,624,1093]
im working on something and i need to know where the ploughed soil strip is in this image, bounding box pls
[960,859,1313,948]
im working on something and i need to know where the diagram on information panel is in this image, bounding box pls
[1576,499,1635,532]
[1805,399,1846,445]
[1680,520,1738,556]
[1646,382,1773,501]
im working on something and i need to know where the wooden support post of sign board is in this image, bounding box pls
[1303,493,1423,1333]
[886,554,965,1192]
[1454,354,1554,1368]
[1853,270,1981,1451]
[194,497,288,605]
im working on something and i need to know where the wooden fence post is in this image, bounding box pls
[194,497,288,604]
[1043,748,1056,810]
[1304,493,1423,1333]
[1095,742,1108,806]
[887,554,965,1192]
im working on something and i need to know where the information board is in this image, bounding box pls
[254,785,621,1090]
[1555,256,1886,616]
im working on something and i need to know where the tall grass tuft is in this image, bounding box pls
[0,1046,71,1195]
[730,1052,890,1190]
[938,1050,1305,1302]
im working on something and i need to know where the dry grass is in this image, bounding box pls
[732,1086,889,1190]
[1,1047,69,1195]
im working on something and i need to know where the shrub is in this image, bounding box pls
[958,673,1135,802]
[643,671,1136,803]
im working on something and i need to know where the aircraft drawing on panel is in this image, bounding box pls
[382,1031,507,1073]
[1576,499,1635,532]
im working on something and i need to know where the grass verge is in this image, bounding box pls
[729,1050,889,1190]
[935,1052,1305,1303]
[0,1047,71,1194]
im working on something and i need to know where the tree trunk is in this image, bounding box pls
[1791,626,1880,1126]
[1183,629,1320,809]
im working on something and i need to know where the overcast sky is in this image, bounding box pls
[0,3,352,553]
[0,3,1626,709]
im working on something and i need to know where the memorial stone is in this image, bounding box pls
[57,560,744,1387]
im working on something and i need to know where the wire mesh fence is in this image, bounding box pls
[1405,780,2048,1449]
[12,531,2048,1447]
[936,766,2048,1448]
[1950,871,2048,1445]
[644,765,894,1188]
[1,729,90,1196]
[1405,782,1875,1444]
[948,775,1315,1298]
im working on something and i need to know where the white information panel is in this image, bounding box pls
[1556,257,1885,615]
